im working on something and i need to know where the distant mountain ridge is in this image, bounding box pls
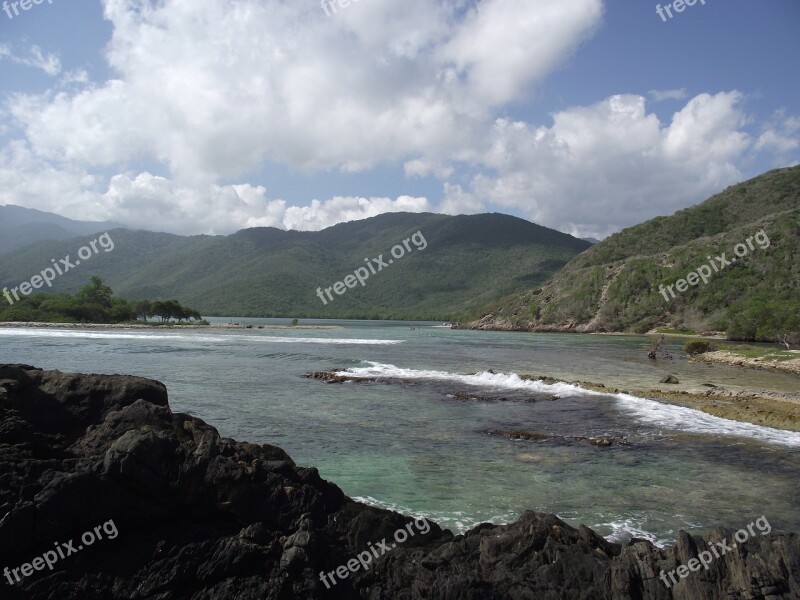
[0,204,124,255]
[0,212,591,320]
[465,166,800,341]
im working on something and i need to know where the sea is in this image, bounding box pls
[2,318,799,547]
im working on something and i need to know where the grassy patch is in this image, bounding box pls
[715,343,797,362]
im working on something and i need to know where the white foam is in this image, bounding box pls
[614,393,800,448]
[0,328,402,345]
[353,496,518,534]
[336,362,588,397]
[592,517,676,548]
[356,496,675,546]
[0,328,222,342]
[338,362,800,447]
[250,336,402,345]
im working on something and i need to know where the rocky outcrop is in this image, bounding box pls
[1,364,798,599]
[483,428,630,447]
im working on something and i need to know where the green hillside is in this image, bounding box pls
[0,204,122,254]
[467,166,800,342]
[0,213,590,321]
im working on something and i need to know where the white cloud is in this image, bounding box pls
[0,44,61,76]
[439,92,759,239]
[0,0,797,239]
[438,0,603,106]
[755,110,800,156]
[283,195,431,231]
[6,0,603,183]
[648,88,688,102]
[0,141,428,234]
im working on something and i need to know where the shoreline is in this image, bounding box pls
[523,373,800,432]
[0,321,341,330]
[696,349,800,376]
[5,321,796,429]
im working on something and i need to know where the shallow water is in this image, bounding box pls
[1,319,798,546]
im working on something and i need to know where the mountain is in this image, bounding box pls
[0,213,591,321]
[465,165,800,341]
[0,204,124,254]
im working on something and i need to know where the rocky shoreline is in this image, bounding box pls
[698,350,800,377]
[1,364,798,599]
[306,368,800,432]
[533,376,800,432]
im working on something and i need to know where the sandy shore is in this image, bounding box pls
[523,374,800,432]
[0,321,340,330]
[697,350,800,376]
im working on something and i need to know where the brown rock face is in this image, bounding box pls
[0,364,797,599]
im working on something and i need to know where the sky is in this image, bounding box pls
[0,0,798,239]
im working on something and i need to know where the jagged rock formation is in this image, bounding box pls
[0,364,797,599]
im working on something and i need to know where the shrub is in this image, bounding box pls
[685,340,714,355]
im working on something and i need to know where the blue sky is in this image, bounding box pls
[0,0,798,238]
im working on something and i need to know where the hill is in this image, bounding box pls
[0,213,590,321]
[0,204,124,254]
[464,166,800,342]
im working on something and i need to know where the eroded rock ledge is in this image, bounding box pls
[0,364,797,599]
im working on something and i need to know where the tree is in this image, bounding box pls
[136,300,152,322]
[76,276,113,308]
[778,333,791,351]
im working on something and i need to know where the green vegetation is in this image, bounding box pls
[684,340,715,355]
[475,165,800,345]
[713,343,797,362]
[0,213,590,321]
[0,276,205,325]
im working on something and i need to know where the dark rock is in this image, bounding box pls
[303,370,365,384]
[660,375,680,384]
[0,364,797,599]
[578,436,613,447]
[486,429,630,448]
[483,428,552,442]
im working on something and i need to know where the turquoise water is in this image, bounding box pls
[1,319,798,546]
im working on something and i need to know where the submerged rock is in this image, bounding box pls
[303,370,367,384]
[1,364,798,599]
[484,428,631,448]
